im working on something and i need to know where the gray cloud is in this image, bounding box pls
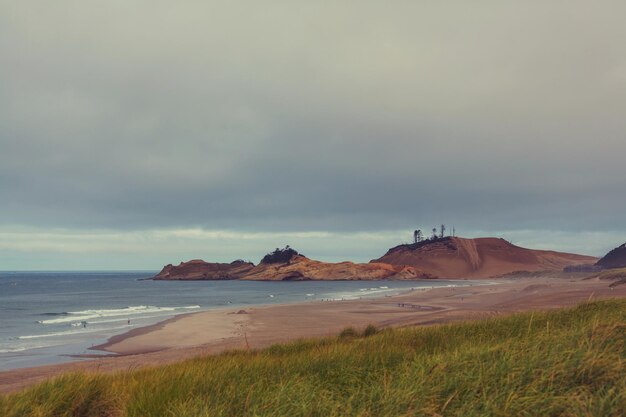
[1,1,625,247]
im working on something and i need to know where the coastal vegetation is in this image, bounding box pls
[594,267,626,287]
[260,246,302,264]
[2,299,625,416]
[412,224,452,245]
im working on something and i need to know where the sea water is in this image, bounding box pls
[0,271,474,371]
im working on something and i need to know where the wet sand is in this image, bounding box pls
[1,275,625,394]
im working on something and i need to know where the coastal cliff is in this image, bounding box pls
[240,254,429,281]
[153,237,598,281]
[152,247,429,281]
[153,259,254,280]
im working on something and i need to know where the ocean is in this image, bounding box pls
[0,271,475,371]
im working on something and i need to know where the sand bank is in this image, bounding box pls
[1,275,625,394]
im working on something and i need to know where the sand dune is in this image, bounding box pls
[372,237,597,279]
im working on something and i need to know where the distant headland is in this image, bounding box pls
[152,231,605,281]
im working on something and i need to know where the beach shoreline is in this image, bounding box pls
[1,275,625,394]
[0,277,446,370]
[89,279,481,355]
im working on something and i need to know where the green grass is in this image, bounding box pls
[2,300,625,417]
[594,268,626,287]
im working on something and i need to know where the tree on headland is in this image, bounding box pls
[407,224,453,245]
[261,246,301,264]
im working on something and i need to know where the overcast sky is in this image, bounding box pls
[1,1,625,269]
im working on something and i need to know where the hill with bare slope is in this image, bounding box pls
[596,243,626,269]
[372,237,597,279]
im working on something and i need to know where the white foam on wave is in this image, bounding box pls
[0,345,54,354]
[323,282,468,301]
[7,305,202,356]
[38,305,200,325]
[19,324,131,340]
[359,286,390,292]
[324,287,398,301]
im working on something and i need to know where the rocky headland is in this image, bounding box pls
[239,254,428,281]
[153,237,600,281]
[153,247,430,281]
[153,259,254,280]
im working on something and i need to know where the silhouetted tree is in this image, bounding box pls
[413,229,424,244]
[432,228,438,239]
[261,246,301,264]
[440,224,446,238]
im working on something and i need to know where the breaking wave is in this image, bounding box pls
[38,305,200,325]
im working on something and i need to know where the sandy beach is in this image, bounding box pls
[1,274,625,394]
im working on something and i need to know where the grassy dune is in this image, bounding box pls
[594,268,626,287]
[2,300,625,417]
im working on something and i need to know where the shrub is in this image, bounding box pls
[362,324,379,337]
[260,246,302,264]
[339,326,359,338]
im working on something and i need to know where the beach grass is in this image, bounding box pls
[1,299,625,416]
[595,268,626,287]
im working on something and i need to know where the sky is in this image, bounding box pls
[1,1,625,270]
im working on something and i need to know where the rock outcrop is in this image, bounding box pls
[153,259,255,280]
[372,237,597,279]
[152,249,430,281]
[153,238,598,281]
[240,255,430,281]
[596,243,626,269]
